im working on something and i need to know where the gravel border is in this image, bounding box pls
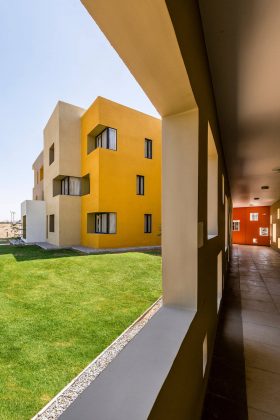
[32,298,162,420]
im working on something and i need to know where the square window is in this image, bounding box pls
[250,212,258,221]
[95,128,117,151]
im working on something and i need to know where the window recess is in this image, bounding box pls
[144,214,152,233]
[145,139,152,159]
[136,175,144,195]
[94,213,116,234]
[232,220,240,231]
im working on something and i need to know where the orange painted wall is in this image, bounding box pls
[232,206,270,246]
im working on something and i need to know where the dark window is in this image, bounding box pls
[61,177,81,196]
[49,143,54,165]
[95,127,117,151]
[94,213,116,234]
[22,215,26,239]
[145,139,152,159]
[136,175,144,195]
[49,214,55,232]
[144,214,152,233]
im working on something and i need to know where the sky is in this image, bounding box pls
[0,0,159,221]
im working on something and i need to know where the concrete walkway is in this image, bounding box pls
[71,245,161,255]
[203,245,280,420]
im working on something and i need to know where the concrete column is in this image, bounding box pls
[162,108,199,309]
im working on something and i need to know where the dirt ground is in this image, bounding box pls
[0,223,21,239]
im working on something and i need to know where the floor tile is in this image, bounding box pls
[241,290,272,302]
[241,309,280,329]
[241,299,278,313]
[244,339,280,374]
[248,407,279,420]
[246,367,280,418]
[243,322,280,347]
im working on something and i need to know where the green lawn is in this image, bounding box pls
[0,245,161,419]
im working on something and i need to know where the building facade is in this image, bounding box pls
[232,206,270,246]
[21,97,161,248]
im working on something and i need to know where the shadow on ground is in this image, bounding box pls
[0,245,83,262]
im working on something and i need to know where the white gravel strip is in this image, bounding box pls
[32,298,162,420]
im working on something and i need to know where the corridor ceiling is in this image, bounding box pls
[199,0,280,207]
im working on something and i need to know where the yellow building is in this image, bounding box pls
[81,97,161,248]
[22,97,161,249]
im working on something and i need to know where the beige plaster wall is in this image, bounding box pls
[270,199,280,252]
[43,101,84,246]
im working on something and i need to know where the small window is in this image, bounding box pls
[95,127,117,151]
[49,214,55,233]
[136,175,144,195]
[144,214,152,233]
[94,213,116,234]
[250,212,258,221]
[39,166,44,181]
[145,139,152,159]
[49,143,54,165]
[232,220,240,231]
[259,227,269,236]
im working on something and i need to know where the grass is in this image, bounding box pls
[0,245,161,420]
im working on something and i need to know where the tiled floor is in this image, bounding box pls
[203,245,280,420]
[238,245,280,420]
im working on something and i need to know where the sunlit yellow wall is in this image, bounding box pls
[81,97,161,248]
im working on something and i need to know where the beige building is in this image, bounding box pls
[32,151,44,201]
[43,101,84,246]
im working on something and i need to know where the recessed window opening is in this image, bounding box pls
[136,175,144,195]
[22,215,26,239]
[225,195,228,251]
[222,174,225,204]
[95,127,117,151]
[277,209,280,219]
[49,214,55,233]
[94,213,116,234]
[144,214,152,233]
[49,143,54,165]
[250,212,258,221]
[144,139,152,159]
[272,224,277,242]
[207,124,218,238]
[232,220,240,231]
[203,334,208,377]
[39,166,44,181]
[61,177,81,196]
[217,251,222,311]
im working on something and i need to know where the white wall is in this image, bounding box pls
[21,200,46,243]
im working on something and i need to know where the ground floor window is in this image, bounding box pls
[232,220,240,231]
[144,214,152,233]
[49,214,55,233]
[93,213,116,234]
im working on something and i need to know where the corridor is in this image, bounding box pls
[204,245,280,419]
[237,245,280,419]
